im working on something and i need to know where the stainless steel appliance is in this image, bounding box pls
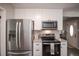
[42,21,57,30]
[41,34,60,56]
[6,19,33,56]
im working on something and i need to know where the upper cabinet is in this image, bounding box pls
[34,20,42,30]
[34,19,60,30]
[14,9,63,30]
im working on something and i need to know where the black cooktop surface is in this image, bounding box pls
[42,39,60,43]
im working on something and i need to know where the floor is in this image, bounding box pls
[68,47,79,56]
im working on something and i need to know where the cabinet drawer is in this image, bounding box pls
[33,42,42,56]
[34,48,42,51]
[34,43,41,46]
[61,43,65,45]
[33,46,42,50]
[33,43,42,49]
[61,42,67,45]
[61,44,67,47]
[33,51,42,56]
[35,49,40,51]
[33,49,42,56]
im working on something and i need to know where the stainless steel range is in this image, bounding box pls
[41,33,60,56]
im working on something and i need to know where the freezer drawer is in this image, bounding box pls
[7,51,32,56]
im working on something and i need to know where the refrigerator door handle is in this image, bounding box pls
[16,22,18,48]
[19,22,21,48]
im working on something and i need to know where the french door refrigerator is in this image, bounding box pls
[6,19,33,56]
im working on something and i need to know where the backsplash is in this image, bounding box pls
[33,30,41,41]
[41,30,61,40]
[33,30,61,41]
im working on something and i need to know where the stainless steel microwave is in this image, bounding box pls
[42,21,57,30]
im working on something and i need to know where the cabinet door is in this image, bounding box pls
[61,41,67,56]
[34,20,42,30]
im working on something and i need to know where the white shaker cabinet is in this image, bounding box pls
[34,20,42,30]
[34,19,53,30]
[34,19,59,30]
[33,42,42,56]
[61,40,67,56]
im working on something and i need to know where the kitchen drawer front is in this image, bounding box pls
[33,42,42,56]
[61,42,67,46]
[33,50,42,56]
[34,47,42,51]
[33,47,42,56]
[33,43,42,49]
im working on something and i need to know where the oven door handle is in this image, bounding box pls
[43,43,60,45]
[54,43,60,44]
[42,43,50,45]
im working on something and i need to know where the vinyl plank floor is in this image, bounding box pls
[68,47,79,56]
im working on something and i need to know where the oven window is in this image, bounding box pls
[43,44,50,56]
[42,43,60,56]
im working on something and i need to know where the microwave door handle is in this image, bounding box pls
[19,22,21,48]
[16,22,18,48]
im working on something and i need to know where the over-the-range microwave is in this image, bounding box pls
[42,21,57,30]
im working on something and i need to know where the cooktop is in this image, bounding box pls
[42,39,60,43]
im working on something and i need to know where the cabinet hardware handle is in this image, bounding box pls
[36,44,39,45]
[36,49,40,51]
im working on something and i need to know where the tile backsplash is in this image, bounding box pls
[33,30,41,41]
[41,30,61,40]
[33,30,61,41]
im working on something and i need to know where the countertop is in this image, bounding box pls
[33,39,42,43]
[33,38,67,43]
[59,38,67,42]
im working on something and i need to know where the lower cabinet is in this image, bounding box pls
[61,41,67,56]
[33,40,67,56]
[33,42,42,56]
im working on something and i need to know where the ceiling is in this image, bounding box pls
[11,3,79,10]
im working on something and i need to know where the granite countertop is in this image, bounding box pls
[59,38,67,42]
[33,38,67,43]
[33,39,42,43]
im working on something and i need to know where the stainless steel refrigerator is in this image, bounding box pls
[6,19,33,56]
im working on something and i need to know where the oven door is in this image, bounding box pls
[42,43,51,56]
[42,43,60,56]
[54,43,61,56]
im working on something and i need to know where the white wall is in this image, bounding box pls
[0,10,1,56]
[0,3,15,19]
[14,9,63,30]
[0,9,6,56]
[64,9,79,17]
[0,4,14,56]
